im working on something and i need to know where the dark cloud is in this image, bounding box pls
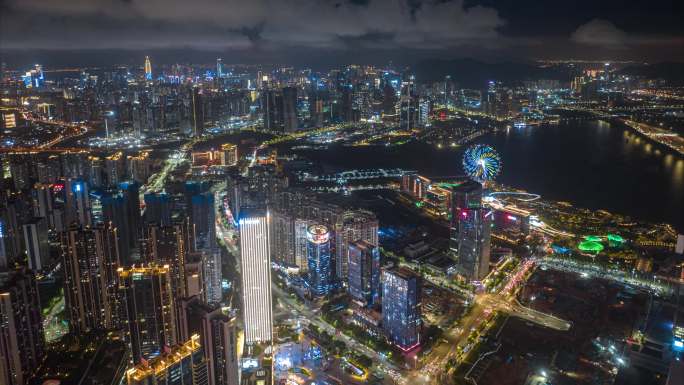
[0,0,683,63]
[571,19,628,47]
[0,0,504,50]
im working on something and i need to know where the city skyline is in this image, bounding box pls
[0,3,683,385]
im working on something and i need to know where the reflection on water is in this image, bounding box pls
[479,120,684,230]
[288,119,684,231]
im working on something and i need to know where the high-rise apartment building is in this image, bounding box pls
[61,223,121,333]
[119,264,177,363]
[0,268,45,385]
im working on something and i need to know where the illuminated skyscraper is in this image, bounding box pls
[238,208,273,345]
[125,334,208,385]
[65,179,92,227]
[61,223,121,333]
[192,87,205,137]
[0,268,45,385]
[119,264,177,363]
[347,240,380,307]
[382,267,421,351]
[448,180,483,254]
[144,56,152,80]
[306,225,331,297]
[456,208,491,281]
[334,210,378,282]
[399,75,418,131]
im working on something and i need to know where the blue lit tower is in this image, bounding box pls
[65,179,92,227]
[306,225,332,297]
[347,240,380,307]
[382,267,421,351]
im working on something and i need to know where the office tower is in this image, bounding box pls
[192,88,205,137]
[449,180,483,254]
[22,218,49,271]
[306,225,332,297]
[282,87,297,132]
[382,267,421,351]
[119,264,177,363]
[216,58,224,79]
[335,210,379,282]
[144,56,152,80]
[382,82,397,115]
[456,208,492,281]
[0,268,45,385]
[190,192,216,252]
[347,240,380,307]
[418,98,430,127]
[179,298,240,385]
[144,193,172,227]
[261,89,282,132]
[238,208,273,345]
[61,223,121,333]
[400,76,418,131]
[65,179,92,227]
[125,334,209,385]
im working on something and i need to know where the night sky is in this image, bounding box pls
[1,0,683,65]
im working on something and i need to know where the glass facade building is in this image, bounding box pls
[306,225,331,297]
[382,267,421,351]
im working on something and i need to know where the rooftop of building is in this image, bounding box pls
[126,335,202,382]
